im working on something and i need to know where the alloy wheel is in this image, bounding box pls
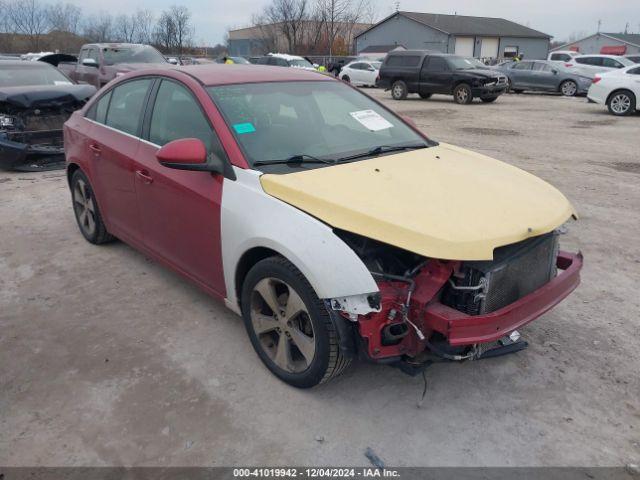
[250,277,316,373]
[456,88,469,103]
[561,81,577,96]
[73,178,96,237]
[611,94,631,114]
[392,85,403,98]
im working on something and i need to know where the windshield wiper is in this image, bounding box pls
[334,143,428,163]
[253,154,334,167]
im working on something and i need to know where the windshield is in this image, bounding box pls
[447,56,477,70]
[208,81,427,168]
[102,46,166,65]
[370,61,382,69]
[289,58,314,68]
[0,64,72,87]
[231,57,250,64]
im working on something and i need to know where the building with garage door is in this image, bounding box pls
[550,32,640,56]
[355,11,551,60]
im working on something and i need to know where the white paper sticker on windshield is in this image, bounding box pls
[349,110,393,131]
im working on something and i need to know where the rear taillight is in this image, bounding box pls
[592,76,601,84]
[565,63,573,67]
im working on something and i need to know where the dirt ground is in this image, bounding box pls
[1,90,639,468]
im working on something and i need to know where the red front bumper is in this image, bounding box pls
[423,251,583,346]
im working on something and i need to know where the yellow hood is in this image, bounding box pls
[260,143,576,260]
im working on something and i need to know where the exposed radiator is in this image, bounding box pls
[442,232,559,315]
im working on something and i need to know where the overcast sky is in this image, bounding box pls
[79,0,640,46]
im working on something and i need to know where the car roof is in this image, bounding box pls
[574,54,624,59]
[168,64,332,86]
[0,60,53,67]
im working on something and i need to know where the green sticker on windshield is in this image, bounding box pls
[233,122,256,134]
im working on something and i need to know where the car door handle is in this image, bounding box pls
[135,170,154,184]
[88,143,101,155]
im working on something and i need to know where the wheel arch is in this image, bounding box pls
[606,88,637,108]
[66,162,81,187]
[234,246,281,313]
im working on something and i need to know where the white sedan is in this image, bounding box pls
[588,64,640,115]
[339,60,381,87]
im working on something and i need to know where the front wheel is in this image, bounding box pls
[70,169,114,244]
[341,75,350,83]
[607,90,635,116]
[391,80,408,100]
[453,83,473,104]
[560,80,578,97]
[241,256,351,388]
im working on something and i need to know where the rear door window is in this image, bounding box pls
[104,78,152,136]
[551,53,569,61]
[513,61,534,70]
[602,58,623,68]
[423,56,447,72]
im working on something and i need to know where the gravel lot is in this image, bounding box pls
[1,90,638,467]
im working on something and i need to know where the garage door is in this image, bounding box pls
[455,37,474,57]
[480,37,499,58]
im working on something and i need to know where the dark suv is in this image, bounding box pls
[378,51,508,104]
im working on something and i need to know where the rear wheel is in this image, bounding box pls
[241,256,350,388]
[419,93,432,99]
[560,80,578,97]
[70,169,114,244]
[391,80,408,100]
[453,83,473,104]
[607,90,635,116]
[481,96,498,103]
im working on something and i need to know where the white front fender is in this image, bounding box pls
[221,167,379,314]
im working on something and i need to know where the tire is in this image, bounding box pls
[419,93,432,99]
[342,75,350,83]
[391,80,408,100]
[70,169,115,244]
[481,97,498,103]
[513,89,524,94]
[453,83,473,104]
[241,256,351,388]
[607,90,635,116]
[560,80,578,97]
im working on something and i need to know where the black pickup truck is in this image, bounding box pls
[378,51,508,104]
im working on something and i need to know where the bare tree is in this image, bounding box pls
[83,12,113,43]
[134,9,154,44]
[114,13,137,43]
[249,13,279,54]
[317,0,351,57]
[169,5,192,56]
[263,0,308,52]
[6,0,50,50]
[46,1,81,34]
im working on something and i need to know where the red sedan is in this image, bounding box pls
[64,65,582,388]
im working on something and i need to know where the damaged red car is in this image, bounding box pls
[64,65,583,387]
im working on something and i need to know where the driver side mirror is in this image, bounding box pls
[82,58,99,68]
[156,138,224,175]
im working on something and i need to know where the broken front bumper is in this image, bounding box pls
[0,130,64,171]
[423,251,583,346]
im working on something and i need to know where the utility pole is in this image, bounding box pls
[597,19,601,33]
[624,22,629,34]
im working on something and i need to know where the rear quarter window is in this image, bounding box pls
[385,55,421,67]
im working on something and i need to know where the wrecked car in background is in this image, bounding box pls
[0,61,95,171]
[57,43,169,89]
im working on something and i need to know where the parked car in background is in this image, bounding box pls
[378,51,508,104]
[57,43,169,89]
[564,54,635,77]
[0,61,95,171]
[63,64,582,388]
[254,53,317,70]
[548,50,581,63]
[625,54,640,63]
[327,57,356,76]
[338,60,381,86]
[215,56,250,64]
[495,60,593,96]
[588,64,640,116]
